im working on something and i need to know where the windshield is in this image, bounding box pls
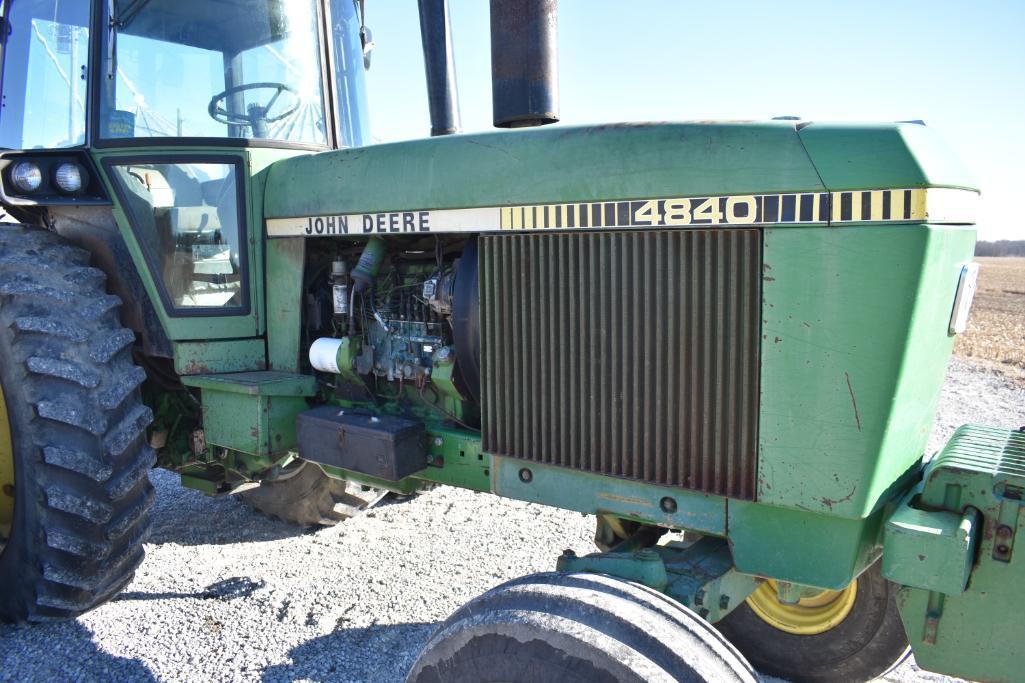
[0,0,90,149]
[101,0,328,145]
[330,0,370,147]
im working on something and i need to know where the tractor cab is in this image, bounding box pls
[0,0,369,150]
[0,0,370,343]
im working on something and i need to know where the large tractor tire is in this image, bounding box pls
[239,462,386,528]
[0,225,155,624]
[716,560,909,682]
[407,572,758,683]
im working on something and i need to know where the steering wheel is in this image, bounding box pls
[207,82,300,138]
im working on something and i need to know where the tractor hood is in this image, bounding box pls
[263,121,976,229]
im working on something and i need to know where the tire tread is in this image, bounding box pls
[0,224,154,624]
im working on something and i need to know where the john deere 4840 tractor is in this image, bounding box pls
[0,1,1020,681]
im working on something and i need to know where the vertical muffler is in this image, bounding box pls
[490,0,560,128]
[418,0,462,136]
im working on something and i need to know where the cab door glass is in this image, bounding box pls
[0,0,90,149]
[107,161,248,313]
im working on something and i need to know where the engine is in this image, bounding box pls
[303,235,479,425]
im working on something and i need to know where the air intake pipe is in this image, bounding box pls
[418,0,462,136]
[490,0,559,128]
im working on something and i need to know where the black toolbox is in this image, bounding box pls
[296,406,427,481]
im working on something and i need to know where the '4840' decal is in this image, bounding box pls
[500,192,832,230]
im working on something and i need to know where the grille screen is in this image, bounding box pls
[480,229,761,499]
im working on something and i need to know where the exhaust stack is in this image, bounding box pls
[490,0,560,128]
[418,0,462,136]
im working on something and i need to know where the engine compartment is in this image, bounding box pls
[302,235,479,427]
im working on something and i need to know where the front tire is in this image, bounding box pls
[0,225,155,623]
[408,572,758,683]
[716,561,910,682]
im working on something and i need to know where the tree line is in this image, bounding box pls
[975,240,1025,256]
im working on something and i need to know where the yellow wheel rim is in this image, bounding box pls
[746,579,857,635]
[0,380,14,545]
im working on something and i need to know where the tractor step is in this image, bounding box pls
[180,371,316,456]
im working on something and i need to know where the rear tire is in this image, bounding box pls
[239,462,385,528]
[716,561,909,682]
[407,572,758,683]
[0,225,155,624]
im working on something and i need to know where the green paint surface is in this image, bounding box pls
[265,237,306,372]
[173,339,266,375]
[728,498,885,589]
[416,426,491,492]
[265,122,825,217]
[759,224,977,518]
[797,122,977,191]
[181,371,316,396]
[181,371,316,456]
[883,489,978,597]
[494,456,727,535]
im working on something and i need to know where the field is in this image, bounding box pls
[953,256,1025,385]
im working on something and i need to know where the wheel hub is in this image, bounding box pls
[746,579,857,635]
[0,381,15,549]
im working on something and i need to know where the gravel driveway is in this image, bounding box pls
[1,357,1022,683]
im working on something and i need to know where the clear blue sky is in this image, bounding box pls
[364,0,1025,241]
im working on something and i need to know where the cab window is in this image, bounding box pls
[106,160,248,314]
[0,0,90,149]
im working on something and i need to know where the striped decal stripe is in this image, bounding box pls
[501,189,933,230]
[265,187,978,237]
[831,189,925,223]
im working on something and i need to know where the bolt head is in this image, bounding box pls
[659,496,678,514]
[518,468,533,483]
[433,437,444,447]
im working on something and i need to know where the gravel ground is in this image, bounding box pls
[1,357,1022,683]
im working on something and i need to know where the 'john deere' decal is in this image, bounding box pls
[266,187,977,237]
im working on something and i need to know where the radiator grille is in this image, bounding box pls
[480,229,761,499]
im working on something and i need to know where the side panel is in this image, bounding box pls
[172,340,266,375]
[758,224,976,518]
[265,237,305,372]
[493,457,727,535]
[727,499,886,589]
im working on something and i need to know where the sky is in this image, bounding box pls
[364,0,1025,241]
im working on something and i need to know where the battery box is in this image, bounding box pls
[296,406,427,482]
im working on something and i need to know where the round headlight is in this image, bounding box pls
[54,163,84,193]
[10,161,42,193]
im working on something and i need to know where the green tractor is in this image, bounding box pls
[0,0,1020,681]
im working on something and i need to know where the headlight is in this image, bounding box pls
[10,161,42,193]
[54,163,84,193]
